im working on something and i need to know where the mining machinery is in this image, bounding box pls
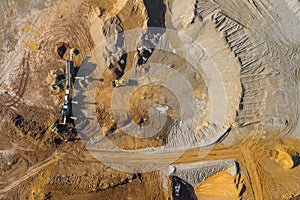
[50,48,84,133]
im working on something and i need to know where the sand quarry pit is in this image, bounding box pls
[0,0,300,199]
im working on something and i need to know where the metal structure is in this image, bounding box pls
[51,48,83,127]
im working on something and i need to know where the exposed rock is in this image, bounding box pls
[169,0,195,30]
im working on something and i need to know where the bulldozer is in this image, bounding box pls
[112,78,129,87]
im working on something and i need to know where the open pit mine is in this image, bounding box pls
[0,0,300,199]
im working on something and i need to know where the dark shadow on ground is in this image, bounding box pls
[172,176,198,200]
[293,154,300,168]
[72,56,100,141]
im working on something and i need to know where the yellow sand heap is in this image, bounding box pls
[1,83,9,91]
[270,145,299,169]
[23,26,30,32]
[28,42,36,51]
[194,171,240,200]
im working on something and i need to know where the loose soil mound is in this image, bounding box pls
[194,171,240,200]
[270,145,300,169]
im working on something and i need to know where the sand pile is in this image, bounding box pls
[194,171,240,200]
[270,145,300,169]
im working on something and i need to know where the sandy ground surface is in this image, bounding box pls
[0,0,299,199]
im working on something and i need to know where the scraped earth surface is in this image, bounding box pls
[0,0,300,199]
